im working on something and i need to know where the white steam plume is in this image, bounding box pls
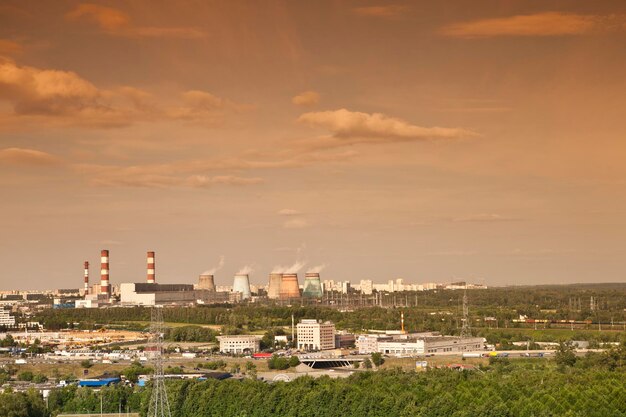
[203,255,225,275]
[237,265,253,275]
[307,264,327,273]
[272,260,307,274]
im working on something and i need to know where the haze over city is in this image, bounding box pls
[2,0,626,290]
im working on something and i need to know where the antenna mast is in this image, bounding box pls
[147,307,172,417]
[460,289,471,338]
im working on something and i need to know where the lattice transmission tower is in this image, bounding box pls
[147,306,172,417]
[459,289,471,338]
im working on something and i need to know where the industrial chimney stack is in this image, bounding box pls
[147,251,155,283]
[100,250,110,296]
[83,261,89,292]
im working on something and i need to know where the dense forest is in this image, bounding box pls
[3,344,626,417]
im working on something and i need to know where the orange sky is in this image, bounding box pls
[1,1,626,290]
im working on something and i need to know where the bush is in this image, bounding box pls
[371,352,384,367]
[17,371,34,381]
[268,355,289,370]
[32,374,48,384]
[288,356,300,367]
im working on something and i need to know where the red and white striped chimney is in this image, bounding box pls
[83,261,89,292]
[100,250,110,295]
[147,251,155,283]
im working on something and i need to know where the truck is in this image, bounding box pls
[462,353,481,358]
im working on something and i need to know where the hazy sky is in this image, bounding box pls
[1,1,626,290]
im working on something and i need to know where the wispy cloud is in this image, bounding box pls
[278,208,302,216]
[66,3,206,39]
[0,39,22,56]
[283,218,310,229]
[440,12,625,38]
[353,5,409,19]
[297,108,475,150]
[0,147,61,167]
[292,91,320,106]
[452,213,521,223]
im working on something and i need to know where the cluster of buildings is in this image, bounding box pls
[214,318,485,357]
[0,249,487,311]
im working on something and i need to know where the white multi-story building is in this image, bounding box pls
[357,333,484,355]
[359,280,373,295]
[0,308,15,327]
[297,319,336,351]
[217,335,260,354]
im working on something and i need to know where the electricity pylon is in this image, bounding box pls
[147,306,172,417]
[460,289,471,338]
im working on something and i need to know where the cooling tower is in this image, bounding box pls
[302,273,323,298]
[267,273,283,299]
[100,250,110,296]
[280,273,300,299]
[233,274,252,300]
[198,274,216,291]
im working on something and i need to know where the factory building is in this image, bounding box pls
[296,319,336,351]
[217,335,261,354]
[356,333,485,355]
[120,283,229,306]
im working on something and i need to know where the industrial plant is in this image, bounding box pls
[2,249,486,309]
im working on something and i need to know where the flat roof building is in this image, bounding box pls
[297,319,336,351]
[217,335,260,355]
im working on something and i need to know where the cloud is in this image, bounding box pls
[83,166,264,189]
[0,40,22,56]
[186,175,264,188]
[66,3,206,39]
[278,208,301,216]
[0,60,241,127]
[451,214,521,223]
[0,147,61,167]
[283,218,310,229]
[297,108,475,149]
[353,6,409,18]
[292,91,320,106]
[439,12,624,38]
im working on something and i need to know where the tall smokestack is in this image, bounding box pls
[147,251,155,283]
[100,250,110,296]
[83,261,89,292]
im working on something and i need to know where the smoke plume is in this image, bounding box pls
[203,255,225,275]
[307,264,327,273]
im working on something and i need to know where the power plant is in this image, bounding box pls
[146,251,155,283]
[233,273,252,300]
[197,274,216,291]
[302,272,323,298]
[280,273,300,299]
[267,273,283,299]
[100,250,110,297]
